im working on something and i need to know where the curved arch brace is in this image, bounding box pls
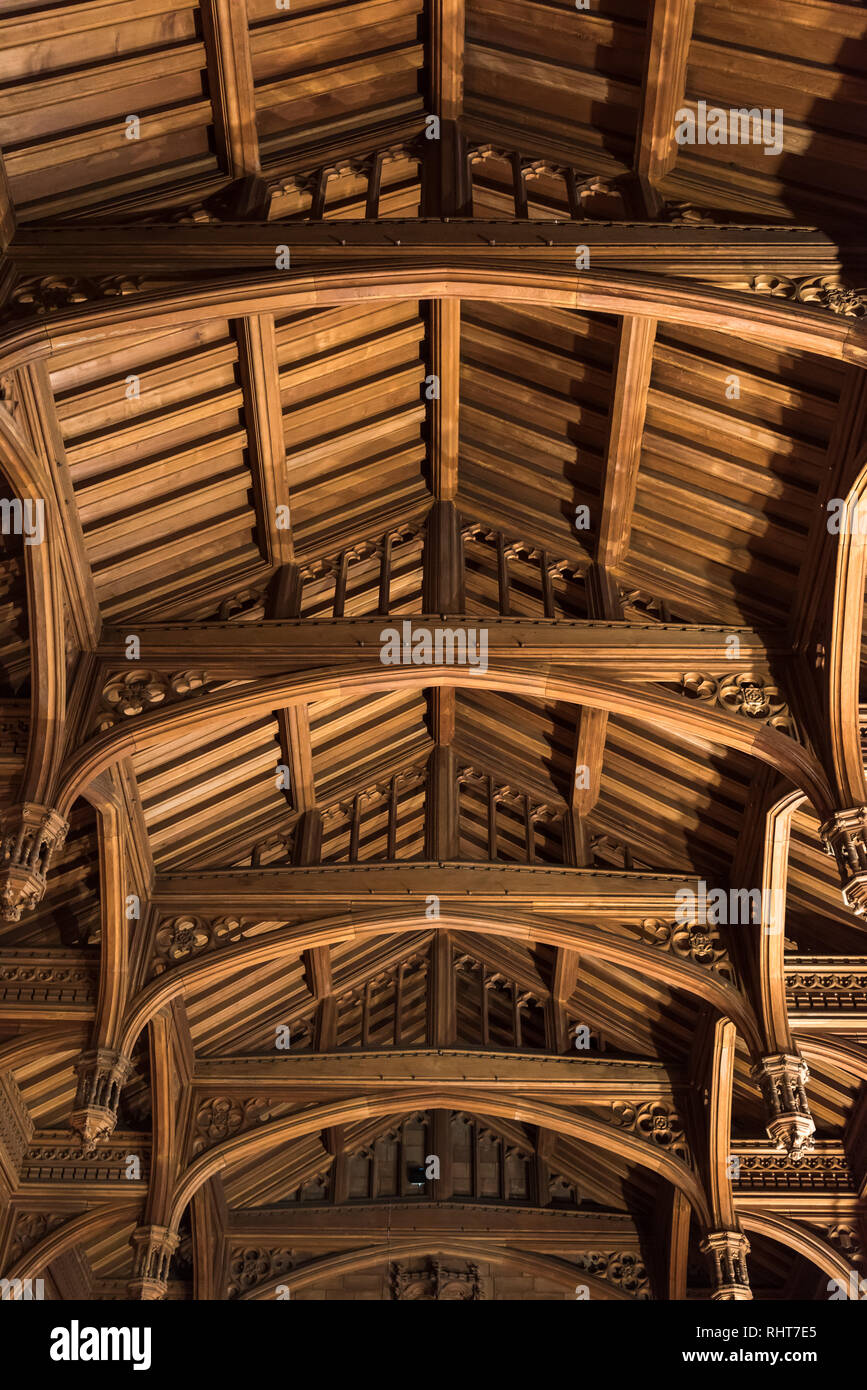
[4,1204,139,1283]
[118,907,764,1058]
[168,1088,712,1234]
[58,662,835,821]
[2,266,862,389]
[828,456,867,807]
[739,1211,853,1288]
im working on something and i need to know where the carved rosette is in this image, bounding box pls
[681,671,793,735]
[701,1230,752,1301]
[70,1048,133,1153]
[819,808,867,917]
[640,917,734,983]
[751,1053,815,1160]
[577,1252,650,1299]
[0,803,69,921]
[750,273,867,319]
[95,669,216,733]
[128,1225,180,1300]
[152,914,246,975]
[610,1100,689,1163]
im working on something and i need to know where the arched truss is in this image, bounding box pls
[117,906,764,1059]
[55,662,835,822]
[2,266,866,372]
[166,1089,712,1234]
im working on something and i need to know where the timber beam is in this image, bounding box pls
[8,222,862,279]
[150,864,698,917]
[94,618,787,676]
[227,1202,642,1248]
[192,1050,685,1100]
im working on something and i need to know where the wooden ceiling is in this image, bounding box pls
[0,0,866,1309]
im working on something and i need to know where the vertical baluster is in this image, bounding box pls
[310,167,329,219]
[524,797,535,864]
[496,532,511,616]
[394,962,405,1047]
[512,983,521,1047]
[366,151,383,219]
[378,530,393,614]
[512,152,527,218]
[387,775,398,859]
[349,794,361,862]
[541,550,555,618]
[480,970,489,1046]
[487,777,497,860]
[334,549,349,617]
[565,167,580,220]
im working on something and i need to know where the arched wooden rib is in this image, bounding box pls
[56,662,835,822]
[738,1211,853,1288]
[0,414,65,807]
[238,1239,631,1302]
[758,790,803,1055]
[166,1088,712,1234]
[117,906,763,1060]
[2,1203,139,1283]
[828,456,867,808]
[794,1033,867,1084]
[0,265,862,370]
[707,1017,737,1231]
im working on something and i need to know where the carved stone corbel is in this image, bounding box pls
[0,803,69,921]
[700,1230,752,1301]
[70,1048,133,1153]
[128,1225,180,1300]
[751,1053,815,1160]
[819,808,867,916]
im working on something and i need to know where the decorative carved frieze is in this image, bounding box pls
[786,957,867,1012]
[227,1246,297,1298]
[751,1053,815,1160]
[20,1133,150,1185]
[680,672,793,735]
[128,1224,180,1300]
[576,1251,650,1299]
[70,1049,133,1153]
[0,952,97,1006]
[9,275,144,316]
[609,1100,689,1164]
[819,809,867,918]
[0,803,69,921]
[750,273,867,319]
[192,1097,277,1155]
[94,669,219,734]
[701,1230,752,1301]
[639,916,734,983]
[731,1142,852,1191]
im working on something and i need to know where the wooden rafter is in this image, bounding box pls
[199,0,261,181]
[635,0,697,205]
